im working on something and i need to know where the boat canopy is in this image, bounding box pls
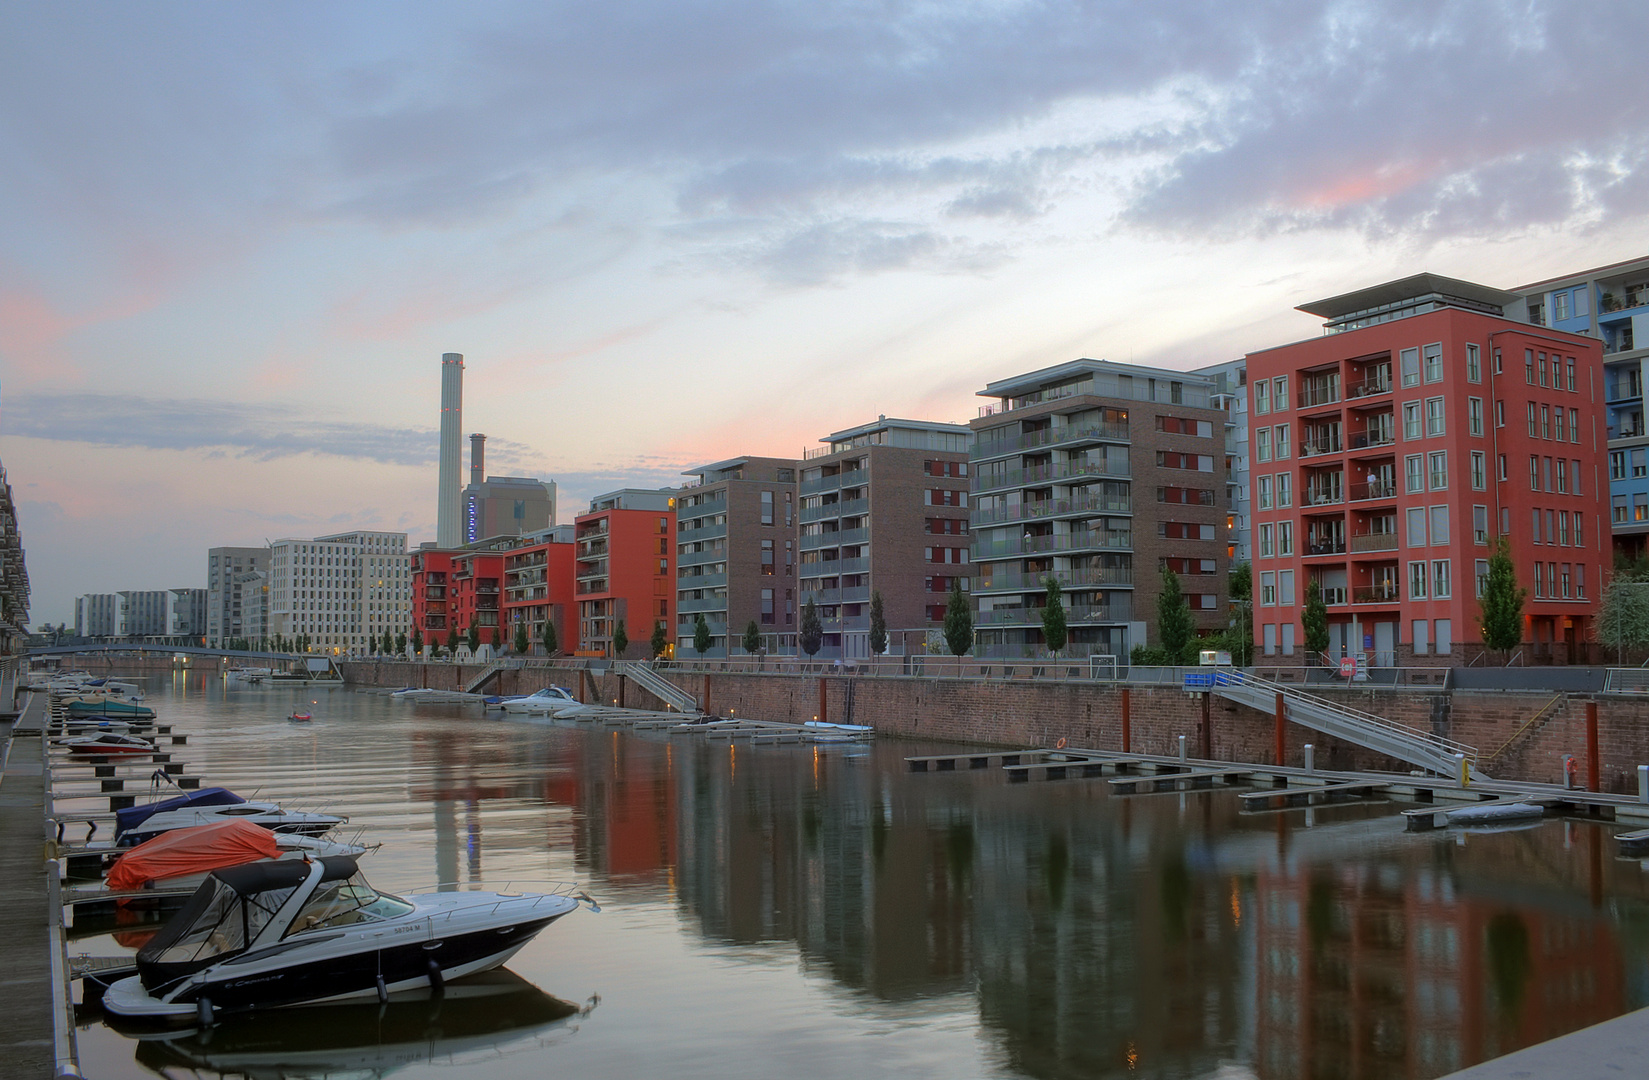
[106,819,279,891]
[115,788,245,840]
[137,856,359,993]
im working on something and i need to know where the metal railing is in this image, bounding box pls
[1299,437,1343,458]
[970,494,1132,526]
[1352,583,1400,603]
[1350,533,1399,552]
[973,421,1131,459]
[1348,430,1395,450]
[1348,481,1396,502]
[976,567,1134,592]
[1345,375,1393,399]
[1298,384,1341,408]
[971,461,1131,493]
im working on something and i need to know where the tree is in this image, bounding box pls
[396,632,407,655]
[1222,562,1254,666]
[742,619,761,655]
[1041,577,1068,656]
[447,626,460,654]
[868,591,887,655]
[1597,578,1649,663]
[1481,537,1528,660]
[466,621,480,653]
[382,631,394,655]
[651,620,668,659]
[694,613,712,656]
[800,598,823,657]
[514,623,530,656]
[612,619,628,659]
[490,626,502,651]
[1301,579,1330,659]
[1157,566,1194,664]
[411,628,424,654]
[541,619,559,657]
[943,580,973,657]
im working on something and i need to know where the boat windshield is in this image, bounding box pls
[285,874,414,935]
[150,879,300,965]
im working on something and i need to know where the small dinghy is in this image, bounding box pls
[288,711,313,722]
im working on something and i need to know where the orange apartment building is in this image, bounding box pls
[575,489,677,658]
[501,524,577,654]
[411,539,515,646]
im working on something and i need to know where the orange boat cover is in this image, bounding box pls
[106,819,281,891]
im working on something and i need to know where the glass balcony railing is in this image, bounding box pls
[970,494,1132,527]
[1304,539,1348,556]
[1298,384,1341,408]
[971,461,1131,493]
[1348,430,1396,450]
[1300,437,1343,458]
[1349,481,1397,502]
[973,422,1131,460]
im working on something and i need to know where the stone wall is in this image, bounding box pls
[337,660,1649,790]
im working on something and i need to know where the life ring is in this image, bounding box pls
[1055,737,1067,750]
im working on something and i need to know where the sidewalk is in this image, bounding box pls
[0,692,56,1077]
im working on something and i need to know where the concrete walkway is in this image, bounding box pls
[0,692,59,1078]
[1442,1004,1649,1078]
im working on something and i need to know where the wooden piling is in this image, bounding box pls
[1274,692,1286,767]
[1587,700,1600,793]
[1121,688,1131,753]
[817,677,827,725]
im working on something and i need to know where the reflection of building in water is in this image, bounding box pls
[1254,861,1626,1078]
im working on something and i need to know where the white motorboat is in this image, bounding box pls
[499,686,583,715]
[56,732,157,756]
[102,856,587,1022]
[61,717,133,736]
[118,802,347,848]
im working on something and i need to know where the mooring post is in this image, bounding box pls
[1587,700,1600,793]
[1178,734,1187,762]
[1455,752,1469,790]
[1274,692,1285,767]
[1303,743,1314,773]
[1639,765,1648,805]
[1200,691,1211,758]
[703,673,711,716]
[1121,688,1131,754]
[818,677,827,725]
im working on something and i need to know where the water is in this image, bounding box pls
[72,672,1649,1080]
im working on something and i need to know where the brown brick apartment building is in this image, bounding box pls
[676,456,800,657]
[970,360,1229,659]
[800,417,973,659]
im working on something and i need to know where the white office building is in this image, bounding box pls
[269,531,411,653]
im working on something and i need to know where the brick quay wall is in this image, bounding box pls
[338,660,1649,792]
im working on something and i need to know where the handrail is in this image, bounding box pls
[1482,693,1564,763]
[1217,669,1479,761]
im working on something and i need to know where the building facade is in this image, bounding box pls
[206,546,268,646]
[575,490,676,658]
[1509,255,1649,560]
[74,593,116,638]
[800,419,972,659]
[269,531,409,654]
[461,432,557,543]
[1245,273,1605,665]
[167,588,207,640]
[502,525,577,654]
[677,457,798,658]
[237,572,269,646]
[0,463,27,653]
[970,360,1228,659]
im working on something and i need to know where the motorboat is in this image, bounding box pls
[106,819,368,894]
[120,970,585,1072]
[61,717,133,736]
[288,710,313,722]
[57,732,157,756]
[102,856,587,1022]
[63,696,157,719]
[118,801,348,848]
[499,686,583,715]
[115,788,248,842]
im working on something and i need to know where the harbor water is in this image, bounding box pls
[72,672,1649,1080]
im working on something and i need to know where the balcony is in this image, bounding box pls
[971,460,1131,494]
[799,474,842,496]
[799,557,867,579]
[971,494,1132,527]
[1299,437,1343,458]
[576,559,609,579]
[1303,490,1344,507]
[974,531,1130,559]
[1304,539,1347,556]
[800,526,868,550]
[801,497,868,524]
[1348,430,1395,451]
[1352,583,1401,603]
[677,595,728,615]
[1350,533,1400,553]
[973,421,1131,460]
[576,579,609,595]
[975,567,1133,593]
[976,603,1131,626]
[1297,384,1341,409]
[1348,481,1397,502]
[677,571,728,590]
[677,522,727,543]
[1345,376,1393,401]
[1318,586,1348,605]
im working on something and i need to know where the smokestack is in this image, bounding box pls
[437,353,464,548]
[470,433,486,488]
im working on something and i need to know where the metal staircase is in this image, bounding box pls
[464,661,509,694]
[622,662,702,714]
[1210,670,1486,780]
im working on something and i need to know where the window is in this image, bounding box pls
[1494,348,1504,374]
[1272,375,1289,411]
[1401,347,1420,387]
[1558,512,1569,546]
[1281,623,1296,655]
[1577,563,1586,599]
[761,588,775,624]
[1473,505,1488,544]
[761,539,775,575]
[1527,402,1538,437]
[1574,512,1584,548]
[1542,404,1553,440]
[1530,455,1540,491]
[1276,472,1292,507]
[1429,505,1450,545]
[1257,475,1272,510]
[760,491,774,525]
[1413,619,1430,655]
[1405,454,1424,493]
[1403,402,1422,440]
[1636,449,1648,479]
[1429,451,1448,490]
[1544,456,1553,491]
[1279,570,1296,606]
[1424,343,1443,382]
[1615,494,1629,523]
[1468,397,1483,436]
[1539,353,1548,387]
[1426,397,1445,436]
[1576,290,1590,317]
[1557,459,1568,494]
[1495,400,1505,428]
[1473,559,1491,597]
[1573,459,1582,496]
[1254,379,1269,414]
[1258,523,1274,557]
[1256,427,1271,463]
[1533,562,1544,598]
[1612,451,1627,480]
[1502,506,1511,534]
[1409,561,1428,599]
[1279,521,1294,556]
[1470,451,1485,490]
[1432,560,1451,599]
[1406,507,1428,548]
[1263,623,1276,655]
[1636,494,1648,522]
[1466,344,1481,383]
[1566,358,1576,391]
[1261,572,1276,606]
[1498,454,1507,481]
[1524,349,1535,383]
[1555,291,1569,320]
[1569,408,1579,442]
[1436,619,1453,656]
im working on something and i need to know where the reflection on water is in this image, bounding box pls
[76,674,1649,1080]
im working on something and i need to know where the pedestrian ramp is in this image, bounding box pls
[1204,669,1486,781]
[622,663,702,714]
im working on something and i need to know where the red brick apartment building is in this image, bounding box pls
[501,525,577,654]
[575,489,676,658]
[1245,274,1605,665]
[411,539,517,645]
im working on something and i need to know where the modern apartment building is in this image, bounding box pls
[1510,255,1649,559]
[800,418,972,659]
[970,360,1228,659]
[74,594,116,638]
[676,457,798,658]
[115,590,170,638]
[166,588,207,640]
[1245,273,1605,665]
[269,531,410,653]
[411,541,515,648]
[1192,359,1252,568]
[575,490,675,658]
[206,546,268,646]
[238,572,269,646]
[502,525,577,653]
[0,462,27,654]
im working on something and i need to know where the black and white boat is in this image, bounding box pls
[117,801,347,847]
[102,855,588,1023]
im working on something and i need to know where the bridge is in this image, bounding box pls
[29,644,316,663]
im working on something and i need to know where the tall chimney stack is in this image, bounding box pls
[470,433,486,488]
[436,353,464,548]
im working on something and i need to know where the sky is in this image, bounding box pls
[5,0,1649,625]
